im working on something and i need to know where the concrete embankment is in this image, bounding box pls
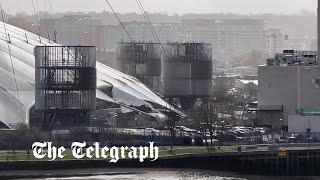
[0,149,320,176]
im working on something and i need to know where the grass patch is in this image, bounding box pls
[159,147,232,157]
[0,147,233,162]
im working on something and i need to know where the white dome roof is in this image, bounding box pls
[0,22,182,129]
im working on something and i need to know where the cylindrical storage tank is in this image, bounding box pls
[116,43,161,90]
[116,42,161,76]
[161,42,213,97]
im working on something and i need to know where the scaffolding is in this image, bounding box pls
[35,46,97,129]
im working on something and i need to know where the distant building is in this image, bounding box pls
[96,25,124,50]
[223,66,258,76]
[221,19,267,56]
[40,15,102,46]
[97,21,179,50]
[266,28,285,55]
[310,39,318,51]
[179,19,220,48]
[234,79,258,99]
[284,38,315,51]
[8,17,38,35]
[179,18,268,59]
[257,50,319,131]
[234,80,258,90]
[213,76,237,91]
[96,49,116,68]
[124,21,179,43]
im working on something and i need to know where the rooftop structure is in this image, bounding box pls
[266,50,317,66]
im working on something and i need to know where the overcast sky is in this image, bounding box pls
[1,0,317,15]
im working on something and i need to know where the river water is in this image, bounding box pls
[27,169,320,180]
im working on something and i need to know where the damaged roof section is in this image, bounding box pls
[0,22,184,129]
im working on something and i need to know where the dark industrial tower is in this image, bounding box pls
[161,42,213,110]
[35,46,97,130]
[116,42,161,91]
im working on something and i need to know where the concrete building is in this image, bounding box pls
[40,15,102,46]
[266,28,285,55]
[258,51,319,131]
[285,38,315,51]
[179,19,221,49]
[96,25,124,50]
[97,21,179,50]
[179,19,268,59]
[124,21,179,43]
[221,19,267,56]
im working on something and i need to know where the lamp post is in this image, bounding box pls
[280,118,283,139]
[135,117,138,128]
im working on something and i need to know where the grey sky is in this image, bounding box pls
[1,0,317,15]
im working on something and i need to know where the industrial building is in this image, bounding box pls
[116,42,162,91]
[0,21,183,129]
[161,42,213,110]
[258,50,319,131]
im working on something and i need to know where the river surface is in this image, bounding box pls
[17,168,320,180]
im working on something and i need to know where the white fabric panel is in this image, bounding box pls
[0,22,183,128]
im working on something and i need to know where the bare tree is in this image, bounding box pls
[70,127,90,143]
[0,123,42,159]
[193,102,216,151]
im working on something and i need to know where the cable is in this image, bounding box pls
[0,2,25,122]
[136,0,166,55]
[103,0,180,116]
[135,0,169,98]
[15,0,31,43]
[43,0,49,40]
[16,0,24,28]
[136,0,157,42]
[104,0,134,43]
[31,0,42,43]
[137,1,186,117]
[104,0,148,78]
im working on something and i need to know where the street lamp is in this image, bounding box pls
[280,118,283,138]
